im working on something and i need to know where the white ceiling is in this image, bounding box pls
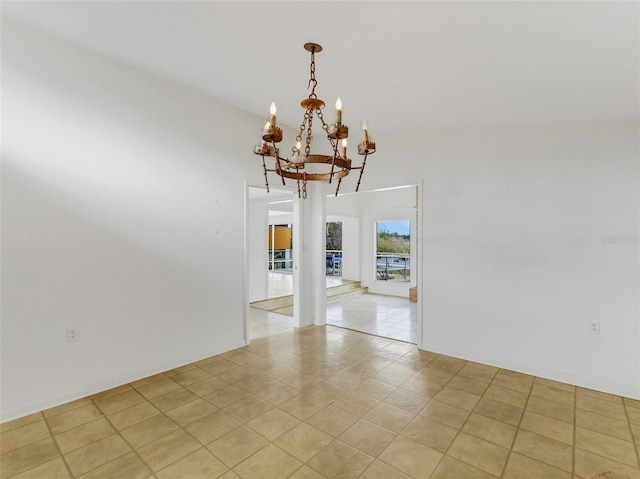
[3,1,639,132]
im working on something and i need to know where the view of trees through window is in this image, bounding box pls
[376,220,410,253]
[326,221,342,250]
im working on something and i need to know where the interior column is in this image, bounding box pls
[293,183,326,328]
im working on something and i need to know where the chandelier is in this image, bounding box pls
[253,43,376,199]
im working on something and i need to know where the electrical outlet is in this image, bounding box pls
[590,322,600,335]
[66,328,79,342]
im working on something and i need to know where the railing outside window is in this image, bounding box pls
[376,253,410,282]
[269,249,293,271]
[326,250,342,276]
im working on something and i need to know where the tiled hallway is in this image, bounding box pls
[326,294,416,344]
[2,325,640,479]
[253,272,417,343]
[250,294,417,343]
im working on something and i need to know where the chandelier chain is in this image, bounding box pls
[295,110,310,155]
[305,114,313,156]
[317,108,328,131]
[316,108,340,157]
[307,50,318,99]
[298,109,310,137]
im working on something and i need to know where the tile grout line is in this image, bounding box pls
[423,357,477,478]
[91,391,164,479]
[51,405,98,479]
[44,411,76,479]
[4,412,76,479]
[216,334,373,478]
[572,383,577,478]
[395,354,478,478]
[484,368,529,479]
[226,342,392,478]
[456,368,516,477]
[135,364,274,477]
[358,348,442,478]
[98,376,236,478]
[299,341,401,478]
[624,400,640,471]
[350,348,443,479]
[423,363,500,477]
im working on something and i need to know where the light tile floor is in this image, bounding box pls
[250,307,294,338]
[2,325,640,479]
[326,294,417,343]
[251,294,417,343]
[258,272,417,343]
[267,273,346,299]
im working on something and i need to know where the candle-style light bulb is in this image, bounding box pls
[335,97,342,124]
[342,138,347,158]
[295,140,301,154]
[270,102,277,127]
[362,119,369,143]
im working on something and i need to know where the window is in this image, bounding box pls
[326,221,342,276]
[376,220,410,282]
[268,224,292,270]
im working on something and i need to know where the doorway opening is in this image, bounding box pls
[247,186,295,338]
[246,182,423,346]
[325,185,420,344]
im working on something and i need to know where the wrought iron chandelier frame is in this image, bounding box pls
[253,43,376,199]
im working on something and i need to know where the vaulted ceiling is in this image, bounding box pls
[3,1,638,133]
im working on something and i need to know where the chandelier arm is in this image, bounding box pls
[271,139,286,186]
[355,153,369,192]
[328,141,338,184]
[261,155,270,193]
[319,108,339,184]
[334,176,343,196]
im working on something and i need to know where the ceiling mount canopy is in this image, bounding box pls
[253,42,376,199]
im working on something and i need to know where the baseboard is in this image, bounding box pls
[0,339,248,424]
[420,340,640,400]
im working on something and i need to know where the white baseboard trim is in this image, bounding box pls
[1,339,248,424]
[420,340,640,400]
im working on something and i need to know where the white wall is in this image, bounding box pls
[248,198,268,302]
[1,21,267,421]
[369,122,639,398]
